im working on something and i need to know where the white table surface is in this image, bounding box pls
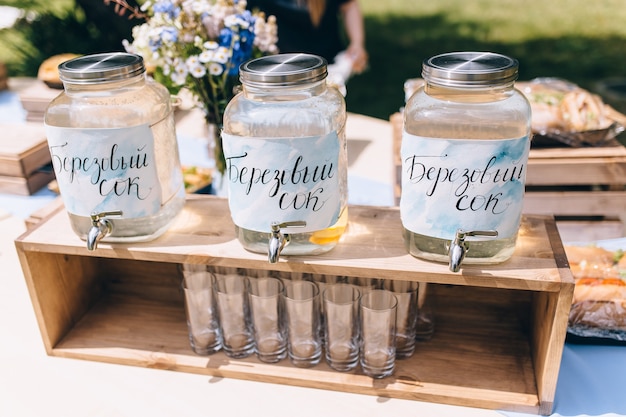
[1,84,625,417]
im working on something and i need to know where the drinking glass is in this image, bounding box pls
[283,280,322,367]
[360,289,397,378]
[181,264,222,355]
[383,279,419,358]
[248,277,287,363]
[323,283,361,372]
[214,271,255,359]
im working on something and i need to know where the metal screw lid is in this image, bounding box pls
[422,52,519,88]
[58,52,146,84]
[239,53,327,87]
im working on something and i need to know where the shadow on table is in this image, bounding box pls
[347,138,369,167]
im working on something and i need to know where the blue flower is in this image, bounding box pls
[218,27,232,47]
[219,13,258,76]
[160,26,179,44]
[152,0,180,20]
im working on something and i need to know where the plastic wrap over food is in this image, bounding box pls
[516,78,625,147]
[564,243,626,342]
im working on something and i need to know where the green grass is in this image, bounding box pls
[2,0,626,120]
[346,0,626,119]
[0,0,134,77]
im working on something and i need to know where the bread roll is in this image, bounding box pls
[573,278,626,303]
[37,53,80,89]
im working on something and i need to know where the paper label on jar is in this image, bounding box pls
[221,132,342,233]
[45,124,162,218]
[400,133,530,240]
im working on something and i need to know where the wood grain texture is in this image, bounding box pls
[524,190,626,218]
[0,169,55,195]
[0,122,51,177]
[14,196,574,415]
[16,197,568,292]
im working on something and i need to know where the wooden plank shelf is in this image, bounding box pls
[524,145,626,228]
[14,196,574,415]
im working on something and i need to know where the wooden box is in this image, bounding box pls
[15,196,573,415]
[524,145,626,220]
[0,122,55,195]
[17,79,60,122]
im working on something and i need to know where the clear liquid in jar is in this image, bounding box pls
[223,90,347,256]
[402,106,528,264]
[45,85,185,243]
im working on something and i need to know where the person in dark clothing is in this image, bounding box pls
[247,0,368,74]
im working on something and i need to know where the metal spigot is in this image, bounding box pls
[268,220,306,263]
[448,229,498,273]
[87,210,123,251]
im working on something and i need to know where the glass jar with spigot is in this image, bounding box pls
[222,53,348,263]
[401,52,532,271]
[44,52,186,250]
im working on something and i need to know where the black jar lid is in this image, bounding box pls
[239,53,327,87]
[422,52,519,88]
[58,52,145,84]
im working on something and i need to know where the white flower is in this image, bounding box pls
[208,62,224,76]
[223,15,238,28]
[213,47,231,64]
[189,63,207,78]
[171,71,187,85]
[185,55,200,67]
[199,50,214,63]
[140,1,153,12]
[172,61,189,85]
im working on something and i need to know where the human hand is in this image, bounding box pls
[346,43,368,74]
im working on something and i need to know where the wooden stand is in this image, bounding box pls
[15,196,573,415]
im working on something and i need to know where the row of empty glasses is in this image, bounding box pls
[180,264,434,378]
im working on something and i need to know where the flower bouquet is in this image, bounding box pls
[111,0,278,174]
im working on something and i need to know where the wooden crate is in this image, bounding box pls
[524,146,626,221]
[17,79,61,122]
[391,112,626,236]
[0,122,55,195]
[14,196,573,415]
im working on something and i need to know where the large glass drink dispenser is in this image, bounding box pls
[222,53,348,262]
[401,52,532,271]
[44,53,186,250]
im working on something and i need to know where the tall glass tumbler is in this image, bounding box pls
[416,282,435,340]
[248,277,287,363]
[312,274,347,344]
[323,284,361,372]
[283,280,322,368]
[383,279,419,358]
[214,272,255,359]
[181,264,222,355]
[349,277,381,292]
[360,289,398,378]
